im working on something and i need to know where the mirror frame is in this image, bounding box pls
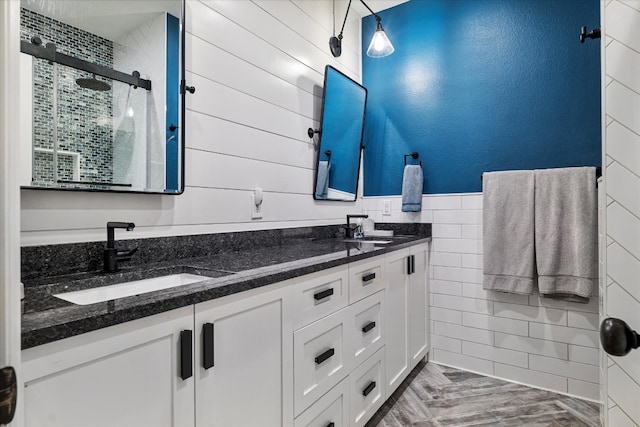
[19,0,186,195]
[313,65,367,202]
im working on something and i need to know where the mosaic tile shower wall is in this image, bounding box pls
[20,8,114,186]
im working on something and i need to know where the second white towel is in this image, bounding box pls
[534,167,597,302]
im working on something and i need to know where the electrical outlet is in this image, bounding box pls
[251,194,263,219]
[383,200,391,216]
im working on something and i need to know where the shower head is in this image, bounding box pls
[76,74,111,91]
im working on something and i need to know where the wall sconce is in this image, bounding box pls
[329,0,395,58]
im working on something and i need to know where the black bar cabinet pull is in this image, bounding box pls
[362,272,376,283]
[315,348,335,365]
[362,381,376,397]
[407,256,412,275]
[362,321,376,333]
[314,288,334,301]
[326,423,335,427]
[411,255,416,274]
[180,330,193,380]
[203,323,215,369]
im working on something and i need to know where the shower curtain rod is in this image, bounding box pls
[21,39,152,91]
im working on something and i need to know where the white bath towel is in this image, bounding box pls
[535,167,597,303]
[483,170,536,294]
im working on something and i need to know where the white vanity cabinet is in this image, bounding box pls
[384,242,430,391]
[22,239,430,427]
[194,284,294,427]
[22,306,196,427]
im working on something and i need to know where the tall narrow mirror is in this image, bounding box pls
[313,65,367,201]
[19,0,185,194]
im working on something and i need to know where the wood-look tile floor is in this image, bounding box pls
[365,361,600,427]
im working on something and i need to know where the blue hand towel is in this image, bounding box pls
[315,161,330,199]
[401,164,423,212]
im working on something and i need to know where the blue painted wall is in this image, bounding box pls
[362,0,601,195]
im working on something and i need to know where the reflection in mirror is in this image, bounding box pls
[18,0,184,194]
[313,65,367,201]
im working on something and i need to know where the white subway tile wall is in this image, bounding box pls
[604,1,640,425]
[364,193,601,401]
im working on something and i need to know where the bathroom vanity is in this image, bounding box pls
[20,228,430,427]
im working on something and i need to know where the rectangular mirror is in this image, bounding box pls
[19,0,185,194]
[313,65,367,202]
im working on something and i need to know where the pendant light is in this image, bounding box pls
[366,15,394,57]
[329,0,394,58]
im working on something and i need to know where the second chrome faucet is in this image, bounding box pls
[104,222,138,272]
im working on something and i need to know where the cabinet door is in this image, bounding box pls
[384,248,410,391]
[22,306,195,427]
[195,285,293,427]
[408,243,430,368]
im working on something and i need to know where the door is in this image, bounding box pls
[0,1,22,426]
[194,285,293,427]
[21,307,195,427]
[408,243,429,368]
[384,248,410,391]
[602,1,640,425]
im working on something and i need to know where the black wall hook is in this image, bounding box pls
[404,152,422,167]
[308,128,321,139]
[580,26,601,43]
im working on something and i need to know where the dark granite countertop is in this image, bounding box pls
[22,233,431,350]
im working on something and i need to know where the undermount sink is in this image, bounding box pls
[340,239,392,244]
[54,273,214,305]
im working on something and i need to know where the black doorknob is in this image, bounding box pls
[600,317,640,356]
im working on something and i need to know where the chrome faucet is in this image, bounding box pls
[104,222,138,272]
[346,214,368,239]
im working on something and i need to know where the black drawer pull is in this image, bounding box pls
[362,381,376,397]
[326,423,335,427]
[362,272,376,283]
[362,321,376,333]
[315,348,335,365]
[314,288,334,301]
[180,330,193,380]
[203,322,214,369]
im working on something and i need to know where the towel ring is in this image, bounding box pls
[404,152,422,167]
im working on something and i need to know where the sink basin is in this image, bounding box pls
[340,239,392,244]
[54,273,213,305]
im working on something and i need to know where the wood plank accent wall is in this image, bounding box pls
[21,0,366,245]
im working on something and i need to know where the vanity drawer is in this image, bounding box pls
[294,378,350,427]
[348,290,385,369]
[349,257,385,304]
[349,348,386,427]
[293,307,352,416]
[293,266,349,330]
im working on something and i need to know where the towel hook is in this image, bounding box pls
[324,150,332,164]
[404,152,422,167]
[580,26,600,43]
[308,127,321,139]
